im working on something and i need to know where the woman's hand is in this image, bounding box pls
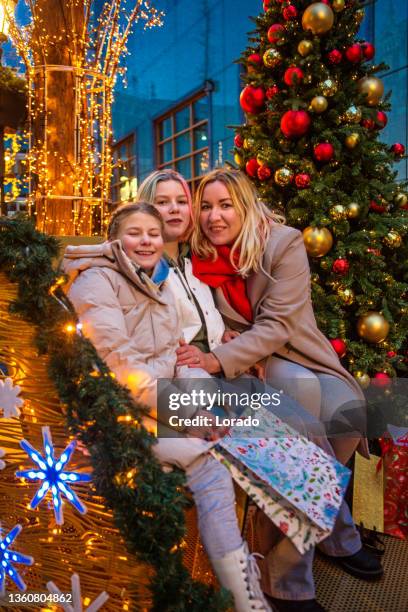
[221,330,240,343]
[176,339,221,373]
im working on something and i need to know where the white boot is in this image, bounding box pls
[212,542,272,612]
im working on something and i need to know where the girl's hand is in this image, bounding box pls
[221,330,240,343]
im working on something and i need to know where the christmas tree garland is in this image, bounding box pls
[0,215,229,611]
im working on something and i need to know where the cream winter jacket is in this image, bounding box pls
[166,257,225,350]
[62,241,197,431]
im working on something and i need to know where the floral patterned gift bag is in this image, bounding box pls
[210,410,350,554]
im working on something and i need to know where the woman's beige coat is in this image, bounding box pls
[211,223,369,457]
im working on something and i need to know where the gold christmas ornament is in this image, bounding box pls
[302,226,333,257]
[243,138,255,150]
[394,192,408,208]
[320,78,338,96]
[343,105,362,123]
[357,312,390,343]
[347,202,360,218]
[354,371,370,389]
[384,231,402,248]
[332,0,345,11]
[355,8,365,24]
[320,258,331,270]
[357,76,384,106]
[256,154,269,166]
[234,152,243,166]
[330,204,347,220]
[274,167,294,186]
[310,95,328,113]
[302,3,334,35]
[337,287,354,305]
[298,39,313,57]
[345,133,360,149]
[263,48,282,68]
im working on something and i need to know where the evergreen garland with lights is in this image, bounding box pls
[0,215,230,611]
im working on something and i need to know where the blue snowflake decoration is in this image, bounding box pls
[0,524,33,594]
[16,426,91,525]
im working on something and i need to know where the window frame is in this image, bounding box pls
[111,131,138,207]
[154,85,212,194]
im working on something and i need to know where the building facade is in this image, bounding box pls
[111,0,408,206]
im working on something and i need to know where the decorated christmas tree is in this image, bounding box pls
[234,0,408,537]
[235,0,408,384]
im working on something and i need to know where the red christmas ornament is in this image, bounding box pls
[387,351,397,358]
[283,67,303,88]
[330,338,347,358]
[266,85,279,99]
[234,134,244,148]
[295,173,311,189]
[320,0,330,4]
[245,158,260,178]
[361,118,376,130]
[361,42,375,61]
[372,372,391,388]
[327,49,342,64]
[345,44,363,63]
[314,142,334,162]
[376,111,387,129]
[280,110,311,139]
[240,85,265,114]
[248,53,262,65]
[390,143,405,157]
[263,0,273,10]
[257,165,272,181]
[367,247,381,256]
[332,258,350,275]
[267,24,285,44]
[283,66,304,86]
[369,199,387,213]
[282,5,297,20]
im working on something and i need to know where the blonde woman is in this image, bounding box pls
[175,168,383,612]
[137,169,228,354]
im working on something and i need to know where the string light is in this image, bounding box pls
[6,1,164,236]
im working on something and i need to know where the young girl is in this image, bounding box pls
[62,201,271,612]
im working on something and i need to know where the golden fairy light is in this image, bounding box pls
[5,1,164,236]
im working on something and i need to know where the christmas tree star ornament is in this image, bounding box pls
[0,524,34,594]
[16,426,91,525]
[0,377,24,419]
[47,573,109,612]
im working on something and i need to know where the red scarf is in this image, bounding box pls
[191,246,253,322]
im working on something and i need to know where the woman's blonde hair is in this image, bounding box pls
[191,168,284,276]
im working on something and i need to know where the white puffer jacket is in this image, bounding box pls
[166,257,225,350]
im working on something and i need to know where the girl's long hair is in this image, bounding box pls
[191,168,285,276]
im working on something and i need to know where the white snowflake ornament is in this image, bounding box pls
[0,378,24,418]
[47,573,109,612]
